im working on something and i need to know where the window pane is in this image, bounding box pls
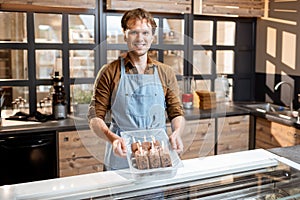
[193,50,212,74]
[69,15,95,44]
[107,50,121,64]
[34,13,62,43]
[194,20,213,45]
[217,21,236,46]
[36,85,52,115]
[216,50,234,74]
[163,19,184,45]
[71,84,93,105]
[70,50,94,78]
[0,12,27,42]
[0,86,29,112]
[36,50,62,79]
[71,84,93,116]
[0,50,28,79]
[195,79,211,91]
[106,16,125,44]
[164,50,184,75]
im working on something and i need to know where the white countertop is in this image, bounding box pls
[1,149,299,200]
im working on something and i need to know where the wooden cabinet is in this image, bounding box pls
[255,117,300,149]
[180,119,215,160]
[168,115,250,159]
[167,119,215,160]
[217,115,250,155]
[58,115,250,176]
[58,130,105,177]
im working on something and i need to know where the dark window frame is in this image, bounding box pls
[0,2,256,115]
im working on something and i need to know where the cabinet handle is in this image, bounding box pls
[228,121,241,125]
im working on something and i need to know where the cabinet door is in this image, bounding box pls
[217,115,249,155]
[255,117,300,149]
[169,119,215,160]
[58,130,105,177]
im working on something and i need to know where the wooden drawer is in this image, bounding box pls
[255,117,300,149]
[58,130,106,177]
[217,115,250,155]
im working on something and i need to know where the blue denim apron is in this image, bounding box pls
[104,58,166,170]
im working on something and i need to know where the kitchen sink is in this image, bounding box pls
[241,102,298,125]
[243,103,288,113]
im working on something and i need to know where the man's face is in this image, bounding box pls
[124,18,154,57]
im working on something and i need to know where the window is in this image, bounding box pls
[34,13,62,43]
[217,21,236,46]
[69,50,94,78]
[0,8,98,114]
[0,12,27,42]
[0,4,256,114]
[0,50,28,79]
[163,19,184,45]
[36,50,62,79]
[69,15,95,44]
[194,20,213,45]
[193,16,255,102]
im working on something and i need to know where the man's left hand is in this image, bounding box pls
[169,131,184,154]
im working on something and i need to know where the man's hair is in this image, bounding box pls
[121,8,157,35]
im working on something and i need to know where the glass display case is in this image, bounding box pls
[3,149,299,200]
[91,161,300,200]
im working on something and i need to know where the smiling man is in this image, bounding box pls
[88,8,185,171]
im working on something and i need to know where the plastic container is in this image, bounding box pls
[120,128,183,181]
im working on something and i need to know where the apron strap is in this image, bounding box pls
[120,57,125,75]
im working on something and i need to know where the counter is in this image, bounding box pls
[269,144,300,164]
[0,116,89,135]
[0,103,251,186]
[1,103,300,199]
[0,102,300,134]
[1,149,299,200]
[0,103,249,135]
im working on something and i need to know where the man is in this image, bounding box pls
[88,8,185,170]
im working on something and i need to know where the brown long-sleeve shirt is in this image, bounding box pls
[87,53,184,122]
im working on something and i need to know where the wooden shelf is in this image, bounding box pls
[107,0,192,14]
